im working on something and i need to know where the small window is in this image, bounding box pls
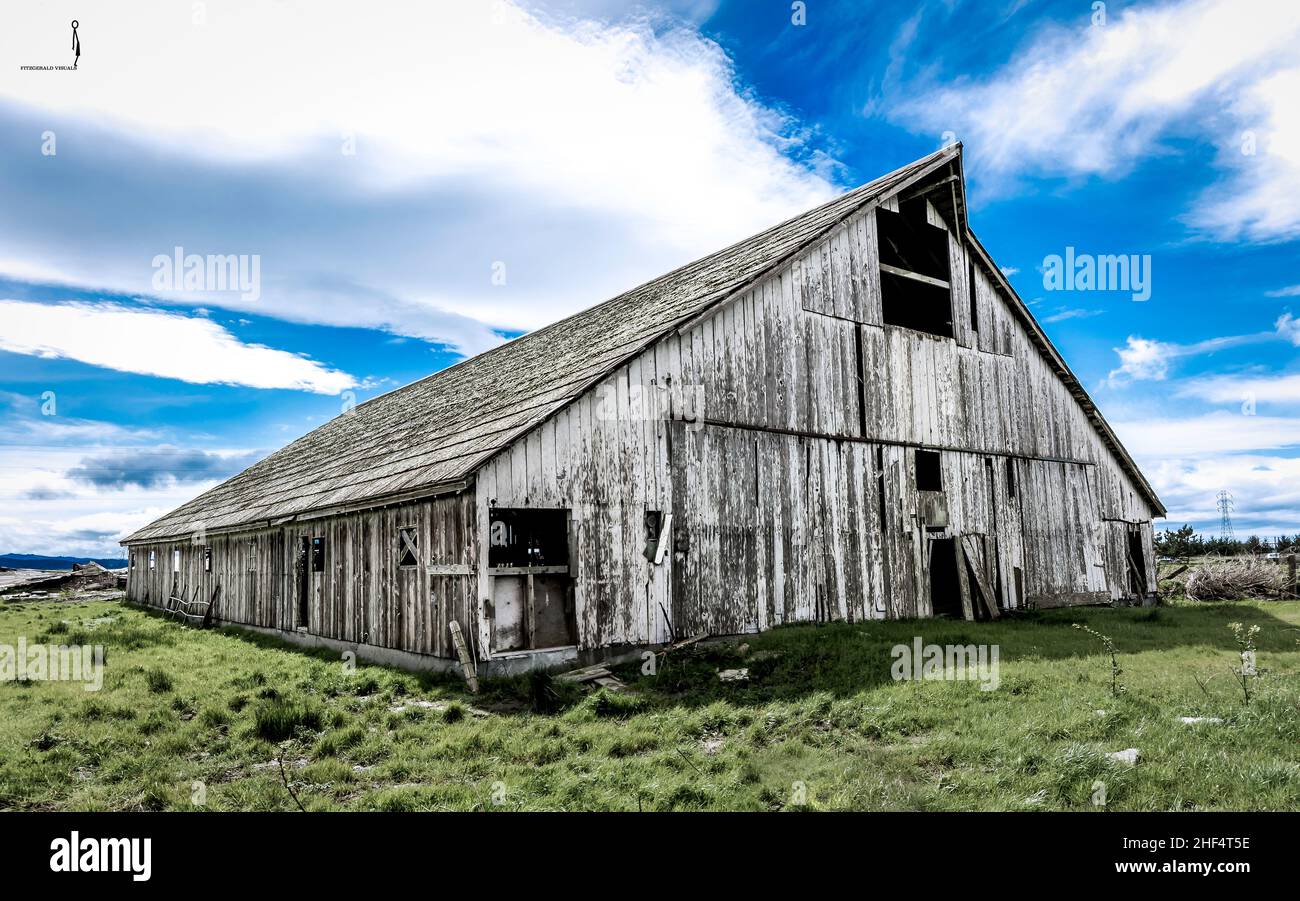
[149,549,156,570]
[915,449,942,492]
[172,549,181,573]
[248,538,257,565]
[311,536,325,572]
[398,526,419,568]
[203,546,212,572]
[1006,458,1017,498]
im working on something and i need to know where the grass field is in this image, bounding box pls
[1,595,1297,811]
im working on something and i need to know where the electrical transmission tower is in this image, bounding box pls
[1217,490,1235,542]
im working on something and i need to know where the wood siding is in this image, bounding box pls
[126,492,478,659]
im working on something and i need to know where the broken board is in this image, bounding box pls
[961,535,1000,620]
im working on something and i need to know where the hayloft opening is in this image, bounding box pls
[877,202,953,338]
[915,449,942,492]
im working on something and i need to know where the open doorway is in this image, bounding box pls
[489,508,576,652]
[1126,527,1148,598]
[295,536,309,629]
[929,538,963,617]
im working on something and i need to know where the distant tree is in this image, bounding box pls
[1155,524,1202,559]
[1244,535,1265,555]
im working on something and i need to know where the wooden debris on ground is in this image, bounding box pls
[448,621,479,693]
[555,663,628,692]
[555,663,613,684]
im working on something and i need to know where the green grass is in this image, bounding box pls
[1,596,1297,811]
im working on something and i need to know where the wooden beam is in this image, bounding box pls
[879,263,951,290]
[954,540,975,621]
[898,173,961,203]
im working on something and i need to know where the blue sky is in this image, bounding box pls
[2,0,1299,557]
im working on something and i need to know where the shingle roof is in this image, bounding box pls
[124,145,1159,543]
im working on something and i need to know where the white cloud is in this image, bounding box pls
[1188,66,1300,242]
[1108,336,1176,384]
[1107,324,1284,385]
[0,0,839,335]
[1114,412,1300,458]
[0,394,255,557]
[1113,409,1300,533]
[1043,307,1103,323]
[1179,373,1300,407]
[1265,284,1300,298]
[889,0,1300,240]
[0,444,219,557]
[1140,453,1300,535]
[1274,312,1300,345]
[0,300,355,394]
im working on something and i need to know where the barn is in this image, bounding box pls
[121,145,1164,675]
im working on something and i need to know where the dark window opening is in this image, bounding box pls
[968,258,978,332]
[398,526,419,568]
[881,272,953,338]
[915,449,943,492]
[310,536,325,572]
[1006,458,1017,498]
[489,508,569,568]
[877,203,954,340]
[203,545,212,572]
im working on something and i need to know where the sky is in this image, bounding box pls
[1,0,1298,558]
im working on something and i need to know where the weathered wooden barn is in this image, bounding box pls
[122,145,1164,674]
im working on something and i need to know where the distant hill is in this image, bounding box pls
[0,553,128,571]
